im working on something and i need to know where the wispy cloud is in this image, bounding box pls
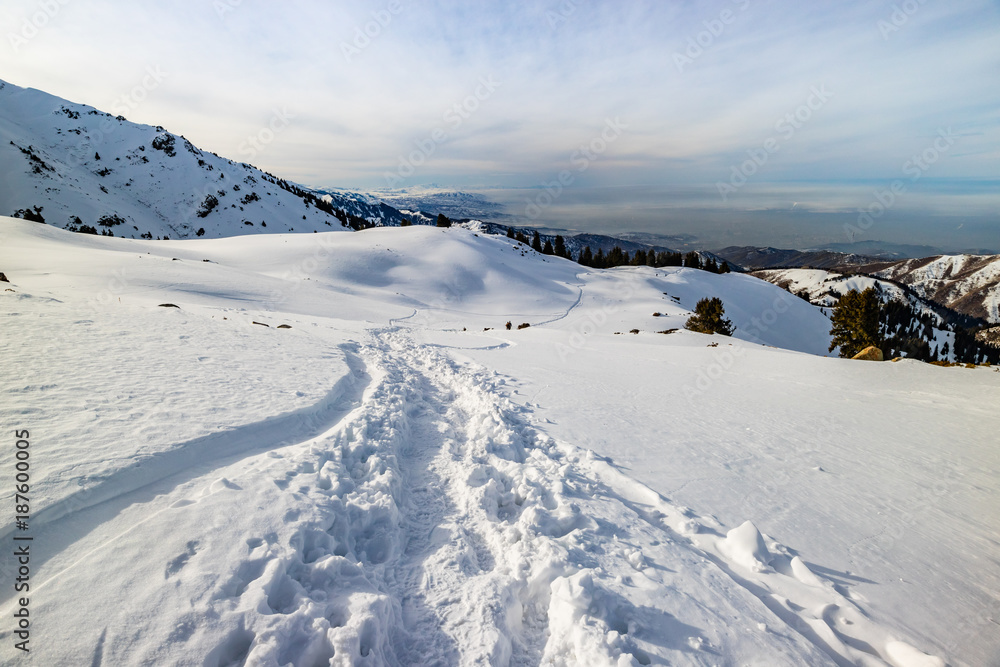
[1,0,998,196]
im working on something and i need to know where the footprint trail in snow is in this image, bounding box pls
[7,329,946,666]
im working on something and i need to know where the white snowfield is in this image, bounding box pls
[1,218,998,666]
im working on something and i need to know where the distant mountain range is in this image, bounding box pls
[857,255,1000,324]
[718,245,1000,325]
[3,78,995,328]
[714,246,883,271]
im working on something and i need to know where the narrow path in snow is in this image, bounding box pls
[3,328,948,667]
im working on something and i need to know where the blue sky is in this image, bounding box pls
[2,0,999,248]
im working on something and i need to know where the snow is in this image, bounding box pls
[0,78,398,240]
[871,255,1000,324]
[2,218,998,666]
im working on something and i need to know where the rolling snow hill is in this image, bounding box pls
[0,79,403,240]
[2,217,998,666]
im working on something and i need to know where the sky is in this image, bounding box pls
[2,0,999,250]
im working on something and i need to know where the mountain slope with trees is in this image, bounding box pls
[0,78,405,240]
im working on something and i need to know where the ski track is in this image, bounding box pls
[174,328,940,666]
[0,344,367,545]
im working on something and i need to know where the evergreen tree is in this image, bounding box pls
[684,297,735,336]
[400,218,412,227]
[436,213,452,228]
[684,252,701,270]
[632,249,647,266]
[554,235,567,258]
[516,231,528,245]
[705,257,719,273]
[829,288,882,358]
[594,248,606,268]
[720,261,731,274]
[646,250,657,267]
[542,239,554,255]
[580,246,594,266]
[507,228,515,239]
[532,231,542,252]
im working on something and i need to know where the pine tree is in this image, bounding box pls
[684,252,701,270]
[684,298,735,336]
[400,218,412,227]
[507,228,515,239]
[632,249,647,266]
[829,288,882,358]
[436,214,452,228]
[542,239,554,255]
[594,248,606,268]
[720,261,731,274]
[608,246,625,266]
[580,246,594,266]
[532,231,542,252]
[554,235,567,258]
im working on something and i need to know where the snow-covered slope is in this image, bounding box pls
[2,218,997,666]
[0,79,402,240]
[754,269,935,317]
[858,255,1000,324]
[753,268,970,362]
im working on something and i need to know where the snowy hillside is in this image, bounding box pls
[858,255,1000,324]
[2,217,998,666]
[754,268,942,320]
[0,79,402,240]
[753,268,982,363]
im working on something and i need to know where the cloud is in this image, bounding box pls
[1,0,998,197]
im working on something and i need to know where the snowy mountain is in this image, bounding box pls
[373,188,513,225]
[2,217,997,666]
[754,268,998,363]
[717,245,1000,327]
[0,79,403,240]
[856,254,1000,324]
[715,246,883,271]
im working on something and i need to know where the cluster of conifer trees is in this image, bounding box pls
[829,287,999,364]
[503,228,731,273]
